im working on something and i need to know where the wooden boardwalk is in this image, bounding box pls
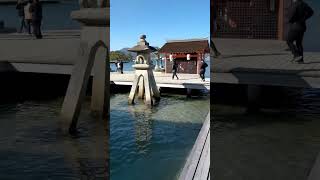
[179,112,210,180]
[211,38,320,88]
[111,72,210,90]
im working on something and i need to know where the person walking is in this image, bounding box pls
[119,60,124,74]
[172,61,179,80]
[24,0,32,35]
[117,61,121,73]
[30,0,43,39]
[114,61,118,72]
[199,60,208,82]
[287,0,313,63]
[16,0,27,33]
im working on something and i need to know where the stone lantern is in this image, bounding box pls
[60,0,110,133]
[127,35,160,106]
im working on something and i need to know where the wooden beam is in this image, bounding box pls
[278,0,284,40]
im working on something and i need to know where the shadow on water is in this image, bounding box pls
[211,83,320,180]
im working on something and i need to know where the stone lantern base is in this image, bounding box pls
[128,64,160,106]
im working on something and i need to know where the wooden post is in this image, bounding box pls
[165,53,167,73]
[278,0,284,40]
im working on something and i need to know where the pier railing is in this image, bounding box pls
[179,112,210,180]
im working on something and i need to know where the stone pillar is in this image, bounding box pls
[60,5,110,133]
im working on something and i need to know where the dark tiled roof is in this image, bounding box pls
[128,45,158,52]
[158,40,209,53]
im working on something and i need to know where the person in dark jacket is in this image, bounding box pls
[287,0,313,63]
[172,61,179,80]
[119,60,124,74]
[16,0,27,33]
[199,60,208,82]
[30,0,43,39]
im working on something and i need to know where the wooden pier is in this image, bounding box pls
[0,30,80,66]
[179,112,210,180]
[111,72,210,91]
[211,38,320,88]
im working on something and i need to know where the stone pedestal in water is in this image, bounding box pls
[60,1,110,133]
[128,35,160,106]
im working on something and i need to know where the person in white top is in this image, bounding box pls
[24,0,32,34]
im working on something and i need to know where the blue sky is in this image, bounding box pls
[110,0,209,51]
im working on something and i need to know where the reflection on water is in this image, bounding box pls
[110,93,209,180]
[0,97,108,179]
[212,87,320,180]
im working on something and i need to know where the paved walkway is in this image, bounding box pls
[211,38,320,88]
[111,72,210,90]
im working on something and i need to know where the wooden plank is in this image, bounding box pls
[110,73,210,90]
[211,39,320,88]
[179,112,210,180]
[193,132,210,180]
[212,72,320,89]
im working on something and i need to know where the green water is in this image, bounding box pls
[110,93,209,180]
[0,97,108,179]
[212,87,320,180]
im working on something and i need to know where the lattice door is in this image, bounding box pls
[214,0,279,39]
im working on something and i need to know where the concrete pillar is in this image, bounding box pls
[61,42,93,133]
[143,71,152,106]
[148,70,160,100]
[61,8,109,133]
[246,84,261,113]
[128,74,139,104]
[138,76,145,99]
[90,27,109,117]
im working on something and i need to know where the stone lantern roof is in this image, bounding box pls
[128,35,158,53]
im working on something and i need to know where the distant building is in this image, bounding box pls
[158,39,209,74]
[212,0,293,40]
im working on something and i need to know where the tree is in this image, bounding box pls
[110,51,131,62]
